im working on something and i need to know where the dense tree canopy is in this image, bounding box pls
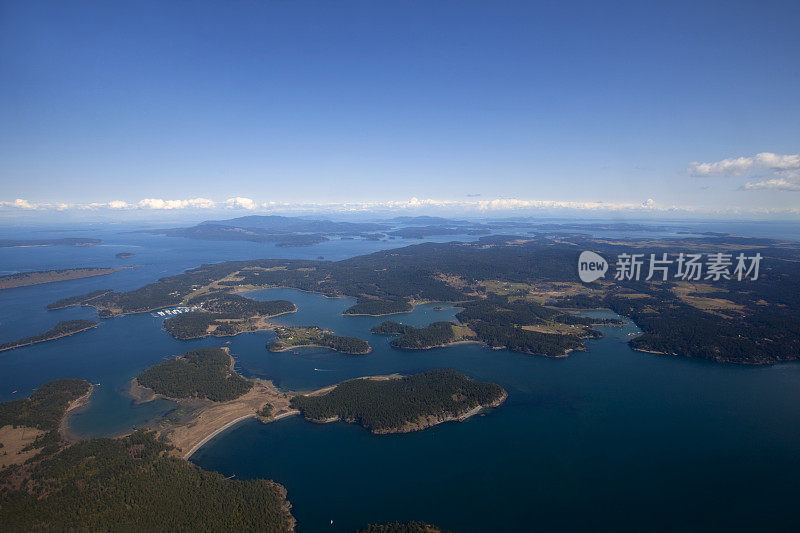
[0,378,90,431]
[137,348,252,402]
[0,431,293,532]
[290,369,505,433]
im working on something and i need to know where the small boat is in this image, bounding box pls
[11,390,17,394]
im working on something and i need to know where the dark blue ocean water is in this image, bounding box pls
[2,221,800,531]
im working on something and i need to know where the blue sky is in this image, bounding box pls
[1,0,799,218]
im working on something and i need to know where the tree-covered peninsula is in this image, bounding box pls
[136,348,252,402]
[0,320,99,352]
[290,369,507,434]
[0,378,91,432]
[46,289,113,310]
[0,379,92,469]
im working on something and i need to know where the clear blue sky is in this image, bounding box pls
[1,0,799,217]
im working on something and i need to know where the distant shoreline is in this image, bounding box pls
[0,266,137,291]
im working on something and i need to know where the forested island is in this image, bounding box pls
[163,293,296,339]
[48,233,800,364]
[136,348,252,402]
[0,267,124,290]
[0,320,99,352]
[267,325,372,355]
[290,369,507,434]
[115,251,136,258]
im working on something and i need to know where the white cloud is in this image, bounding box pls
[689,152,800,177]
[742,178,800,191]
[225,197,257,210]
[6,198,37,209]
[690,152,800,192]
[0,195,795,217]
[137,197,216,210]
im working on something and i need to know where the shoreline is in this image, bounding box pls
[267,342,372,355]
[305,388,509,435]
[58,384,95,443]
[183,414,256,459]
[0,324,100,352]
[47,289,115,310]
[391,339,483,351]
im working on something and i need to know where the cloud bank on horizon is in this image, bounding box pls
[1,194,797,218]
[3,152,799,218]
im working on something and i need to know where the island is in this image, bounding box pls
[0,320,99,352]
[48,232,800,364]
[290,369,507,434]
[146,214,389,247]
[115,251,136,258]
[266,325,372,355]
[162,293,296,339]
[0,379,293,531]
[0,238,101,248]
[0,267,128,290]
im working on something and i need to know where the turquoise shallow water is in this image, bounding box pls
[2,224,800,531]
